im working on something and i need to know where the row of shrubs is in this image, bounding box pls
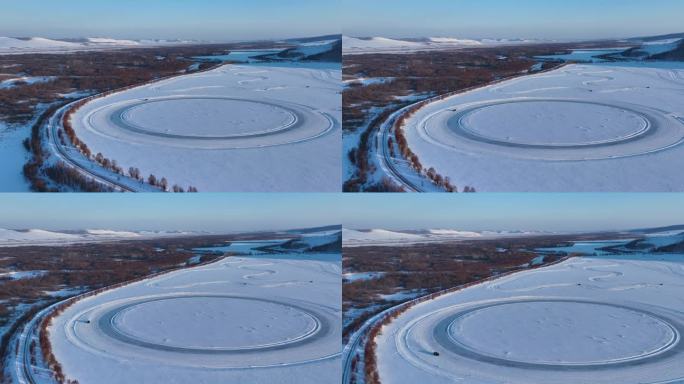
[390,94,474,193]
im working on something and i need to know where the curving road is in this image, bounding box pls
[15,301,65,384]
[46,103,145,192]
[376,105,427,192]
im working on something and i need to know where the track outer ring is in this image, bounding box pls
[417,97,684,161]
[430,298,683,371]
[113,97,299,140]
[65,293,341,368]
[450,99,652,149]
[102,295,322,353]
[80,95,337,150]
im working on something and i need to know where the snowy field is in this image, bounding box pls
[401,62,684,191]
[374,235,684,384]
[69,62,341,191]
[46,238,341,384]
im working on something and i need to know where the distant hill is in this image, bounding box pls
[627,32,684,42]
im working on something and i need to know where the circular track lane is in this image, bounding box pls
[81,95,336,150]
[417,98,684,162]
[65,293,340,369]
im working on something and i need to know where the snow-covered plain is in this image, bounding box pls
[69,62,341,191]
[401,62,684,191]
[374,238,684,384]
[47,238,341,384]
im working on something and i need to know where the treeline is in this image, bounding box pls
[22,104,65,191]
[343,109,397,192]
[21,103,112,192]
[45,162,114,192]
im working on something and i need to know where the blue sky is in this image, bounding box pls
[340,194,684,232]
[0,194,337,232]
[342,0,684,40]
[0,0,338,40]
[1,194,683,233]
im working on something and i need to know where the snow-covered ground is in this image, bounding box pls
[401,62,684,191]
[0,121,31,191]
[0,36,194,55]
[342,228,552,247]
[69,62,341,191]
[0,228,204,247]
[47,239,341,384]
[374,239,684,384]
